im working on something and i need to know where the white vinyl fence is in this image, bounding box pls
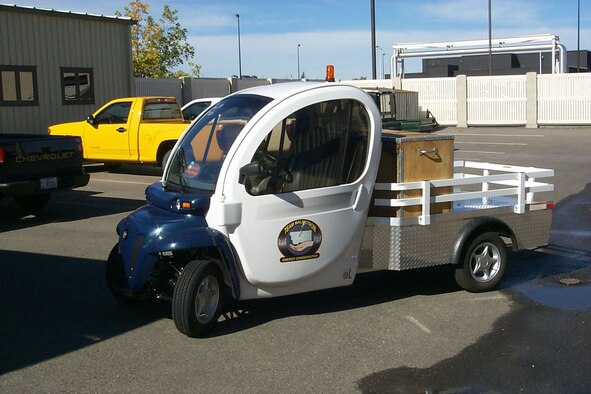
[398,73,591,127]
[401,77,457,125]
[537,74,591,125]
[466,75,527,125]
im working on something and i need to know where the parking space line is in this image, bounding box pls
[447,133,545,138]
[468,295,508,302]
[455,142,527,146]
[405,315,431,334]
[455,150,505,155]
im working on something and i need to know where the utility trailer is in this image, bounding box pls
[106,82,554,337]
[361,160,553,292]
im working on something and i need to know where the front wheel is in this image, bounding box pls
[455,232,508,293]
[172,260,224,338]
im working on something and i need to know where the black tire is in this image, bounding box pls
[106,243,151,302]
[14,193,51,212]
[455,232,508,293]
[161,149,172,168]
[172,260,223,338]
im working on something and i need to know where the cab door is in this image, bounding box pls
[211,86,381,299]
[84,101,133,160]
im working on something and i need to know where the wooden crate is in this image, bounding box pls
[370,131,454,217]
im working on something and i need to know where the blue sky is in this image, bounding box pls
[7,0,591,79]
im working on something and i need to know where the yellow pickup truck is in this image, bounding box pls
[48,97,190,166]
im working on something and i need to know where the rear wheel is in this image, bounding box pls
[455,232,507,293]
[161,149,173,168]
[172,260,223,338]
[14,193,51,212]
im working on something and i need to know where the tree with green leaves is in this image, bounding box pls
[117,0,200,78]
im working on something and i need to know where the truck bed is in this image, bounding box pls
[360,160,554,272]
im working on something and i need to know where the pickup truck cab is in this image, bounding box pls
[181,97,222,121]
[107,82,554,337]
[49,97,189,166]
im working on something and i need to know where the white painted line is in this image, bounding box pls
[405,315,431,334]
[455,142,528,146]
[455,150,506,155]
[447,133,545,138]
[91,178,153,186]
[468,295,508,302]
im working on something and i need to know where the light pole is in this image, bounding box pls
[297,44,301,79]
[236,13,242,79]
[488,0,492,75]
[376,45,384,79]
[370,0,376,79]
[577,0,589,72]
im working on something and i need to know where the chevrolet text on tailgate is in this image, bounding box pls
[0,133,89,211]
[106,82,554,337]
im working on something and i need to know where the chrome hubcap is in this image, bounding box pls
[195,275,220,324]
[469,242,501,282]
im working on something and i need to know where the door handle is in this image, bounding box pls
[116,127,127,133]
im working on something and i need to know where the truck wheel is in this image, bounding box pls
[161,149,172,168]
[455,232,507,293]
[106,244,151,302]
[14,193,51,212]
[172,260,223,338]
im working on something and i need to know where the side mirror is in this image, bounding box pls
[86,115,95,125]
[238,162,263,185]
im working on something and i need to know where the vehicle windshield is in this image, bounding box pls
[164,94,272,192]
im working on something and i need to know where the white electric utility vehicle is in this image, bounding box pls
[107,82,554,337]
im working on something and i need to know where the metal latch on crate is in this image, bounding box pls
[418,148,438,156]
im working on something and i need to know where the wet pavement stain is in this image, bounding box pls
[357,251,591,394]
[357,298,591,393]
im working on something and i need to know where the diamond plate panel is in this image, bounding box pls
[360,208,552,272]
[499,209,552,250]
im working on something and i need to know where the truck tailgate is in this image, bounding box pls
[0,134,85,183]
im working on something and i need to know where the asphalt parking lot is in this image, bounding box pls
[1,126,590,393]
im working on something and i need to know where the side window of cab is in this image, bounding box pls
[94,102,132,124]
[241,99,369,196]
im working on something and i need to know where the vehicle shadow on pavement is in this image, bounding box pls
[549,181,591,252]
[0,190,145,233]
[211,246,591,338]
[211,266,461,337]
[0,250,168,375]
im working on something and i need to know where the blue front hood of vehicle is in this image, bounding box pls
[115,182,214,291]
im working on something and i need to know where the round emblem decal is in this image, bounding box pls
[277,219,322,263]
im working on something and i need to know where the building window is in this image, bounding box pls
[61,68,94,104]
[0,65,39,106]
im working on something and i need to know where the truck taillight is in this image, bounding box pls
[0,146,4,164]
[325,65,335,82]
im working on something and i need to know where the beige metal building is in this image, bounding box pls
[0,4,135,134]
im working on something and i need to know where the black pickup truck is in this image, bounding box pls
[0,134,90,211]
